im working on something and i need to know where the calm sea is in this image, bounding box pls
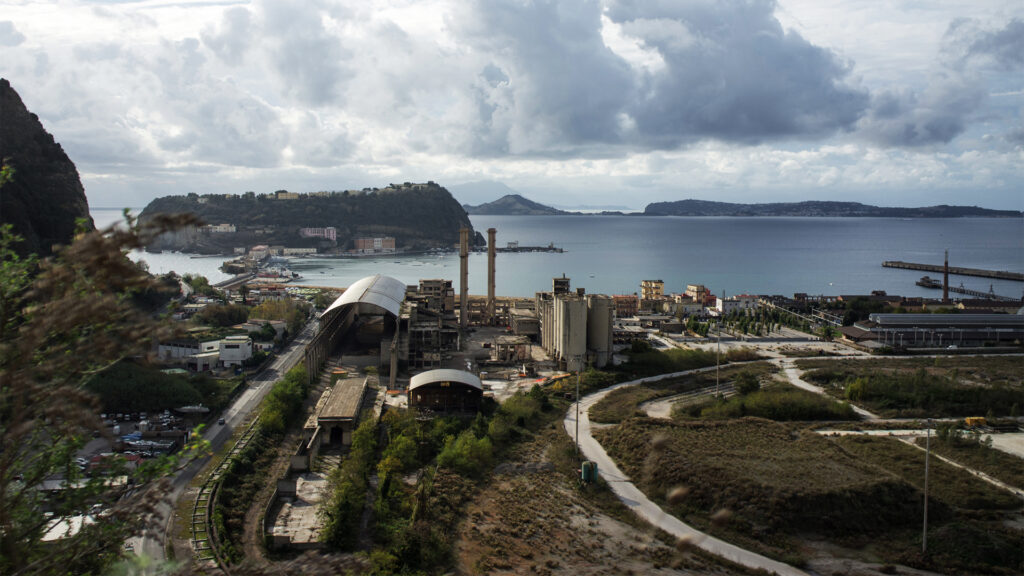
[92,208,1024,300]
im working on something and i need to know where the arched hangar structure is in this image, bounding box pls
[305,274,406,387]
[409,369,482,414]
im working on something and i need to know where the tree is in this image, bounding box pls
[735,371,760,395]
[0,211,204,575]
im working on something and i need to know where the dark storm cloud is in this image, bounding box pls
[966,18,1024,69]
[606,0,869,145]
[858,17,1020,147]
[858,82,985,146]
[453,0,635,153]
[454,0,869,154]
[0,21,26,46]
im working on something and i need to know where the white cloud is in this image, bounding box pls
[0,0,1020,210]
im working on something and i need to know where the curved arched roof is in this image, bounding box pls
[322,274,406,318]
[409,369,482,392]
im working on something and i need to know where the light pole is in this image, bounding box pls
[923,418,931,554]
[575,354,582,459]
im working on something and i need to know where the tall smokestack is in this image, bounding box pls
[943,249,950,304]
[460,227,469,329]
[487,228,496,324]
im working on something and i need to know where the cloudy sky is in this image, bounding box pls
[2,0,1022,210]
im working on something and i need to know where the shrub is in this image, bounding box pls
[437,430,493,478]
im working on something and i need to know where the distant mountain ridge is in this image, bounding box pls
[644,199,1022,218]
[464,194,568,215]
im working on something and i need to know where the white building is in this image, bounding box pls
[158,338,220,361]
[716,294,760,315]
[219,335,254,367]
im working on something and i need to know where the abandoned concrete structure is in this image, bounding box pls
[409,369,483,414]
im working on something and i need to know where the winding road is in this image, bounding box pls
[565,369,811,576]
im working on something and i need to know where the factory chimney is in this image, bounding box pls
[487,228,496,324]
[943,250,950,304]
[460,227,469,329]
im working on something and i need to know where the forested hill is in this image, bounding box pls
[139,182,479,254]
[644,199,1023,218]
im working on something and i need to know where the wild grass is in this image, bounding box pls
[801,361,1024,418]
[589,363,777,424]
[595,418,1024,574]
[690,383,859,421]
[830,435,1021,511]
[915,434,1024,490]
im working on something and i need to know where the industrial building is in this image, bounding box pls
[841,313,1024,348]
[305,274,406,387]
[408,369,483,414]
[400,279,459,369]
[534,277,613,371]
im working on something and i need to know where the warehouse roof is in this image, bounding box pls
[409,369,482,392]
[867,313,1024,327]
[322,274,406,318]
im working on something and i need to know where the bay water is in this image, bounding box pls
[92,208,1024,300]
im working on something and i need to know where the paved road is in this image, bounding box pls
[132,321,316,568]
[565,371,810,576]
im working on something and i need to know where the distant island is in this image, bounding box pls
[643,199,1023,218]
[459,191,1021,218]
[139,182,482,255]
[463,194,568,215]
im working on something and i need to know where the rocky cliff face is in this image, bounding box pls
[0,78,93,257]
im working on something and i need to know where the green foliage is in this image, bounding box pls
[0,224,37,340]
[195,303,249,327]
[734,370,760,395]
[833,368,1024,418]
[321,415,378,551]
[85,360,201,412]
[260,363,308,434]
[437,430,493,478]
[249,296,311,335]
[0,211,204,575]
[698,386,858,421]
[619,347,718,378]
[181,273,217,297]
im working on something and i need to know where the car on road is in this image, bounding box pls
[218,417,226,425]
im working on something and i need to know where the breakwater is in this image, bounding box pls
[883,261,1024,282]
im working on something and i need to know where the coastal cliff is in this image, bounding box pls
[0,78,93,257]
[139,182,481,254]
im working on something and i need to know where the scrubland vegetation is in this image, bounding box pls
[319,386,561,574]
[595,417,1024,574]
[801,359,1024,417]
[917,425,1024,489]
[590,363,777,424]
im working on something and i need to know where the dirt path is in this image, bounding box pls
[566,370,811,576]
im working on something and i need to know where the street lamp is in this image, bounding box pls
[923,418,932,553]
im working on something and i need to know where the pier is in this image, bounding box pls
[883,261,1024,282]
[914,276,1019,302]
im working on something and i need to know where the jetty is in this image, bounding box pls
[883,261,1024,282]
[914,276,1019,302]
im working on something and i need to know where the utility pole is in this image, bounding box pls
[716,290,723,395]
[923,418,931,554]
[575,354,582,458]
